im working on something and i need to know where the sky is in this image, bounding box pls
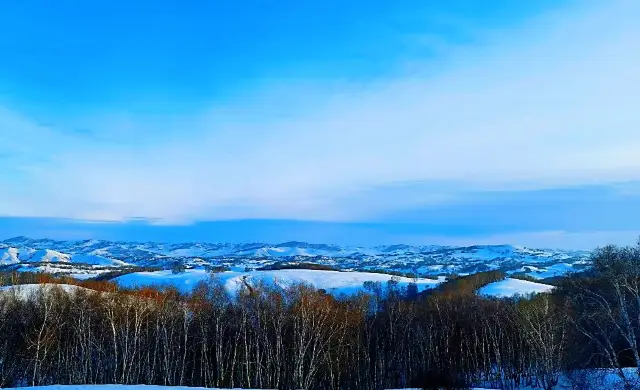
[1,0,639,249]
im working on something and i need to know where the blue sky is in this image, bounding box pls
[1,0,639,249]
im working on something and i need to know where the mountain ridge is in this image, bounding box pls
[0,236,590,281]
[1,235,583,254]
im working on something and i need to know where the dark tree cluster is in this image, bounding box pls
[0,241,639,389]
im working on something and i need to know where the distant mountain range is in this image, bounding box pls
[0,236,591,280]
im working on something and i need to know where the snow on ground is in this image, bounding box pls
[7,369,640,389]
[114,269,444,295]
[0,283,95,299]
[1,247,126,267]
[473,367,640,389]
[223,269,444,296]
[8,386,271,390]
[15,264,116,279]
[242,246,361,258]
[18,249,71,263]
[478,278,554,298]
[68,270,115,280]
[509,263,578,280]
[114,269,211,292]
[0,386,513,390]
[0,247,20,265]
[70,254,129,266]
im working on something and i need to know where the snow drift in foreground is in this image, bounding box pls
[7,368,640,389]
[0,385,526,390]
[7,387,268,390]
[477,278,554,298]
[114,269,444,295]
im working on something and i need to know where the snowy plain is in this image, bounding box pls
[114,269,445,295]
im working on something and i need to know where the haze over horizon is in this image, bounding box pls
[1,0,639,249]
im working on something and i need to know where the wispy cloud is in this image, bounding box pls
[1,0,639,223]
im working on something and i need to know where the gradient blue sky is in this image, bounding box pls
[1,0,639,249]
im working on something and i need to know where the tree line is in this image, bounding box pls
[0,241,639,389]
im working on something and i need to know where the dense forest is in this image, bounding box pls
[1,242,640,389]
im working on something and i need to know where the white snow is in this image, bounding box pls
[507,263,579,280]
[6,369,640,389]
[0,247,20,265]
[15,264,115,279]
[8,386,270,390]
[114,269,444,295]
[19,249,71,263]
[69,270,115,280]
[478,278,554,298]
[114,269,211,292]
[527,263,576,279]
[70,254,129,266]
[0,239,592,283]
[223,269,444,296]
[472,367,640,389]
[232,245,358,258]
[0,246,127,267]
[0,283,95,299]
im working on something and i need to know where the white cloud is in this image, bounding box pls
[1,0,639,221]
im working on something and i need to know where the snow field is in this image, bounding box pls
[114,268,445,295]
[477,277,554,298]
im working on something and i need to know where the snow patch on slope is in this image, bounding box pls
[71,254,129,266]
[0,247,20,265]
[8,386,271,390]
[512,263,577,279]
[114,269,211,292]
[19,249,71,263]
[0,283,95,299]
[224,269,443,296]
[478,278,554,298]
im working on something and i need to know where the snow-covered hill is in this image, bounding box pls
[0,236,590,280]
[114,268,445,295]
[0,247,71,264]
[477,278,554,298]
[0,245,127,266]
